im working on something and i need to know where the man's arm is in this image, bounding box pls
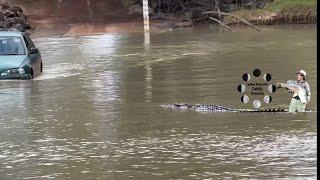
[276,82,296,93]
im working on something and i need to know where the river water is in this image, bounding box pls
[0,24,316,179]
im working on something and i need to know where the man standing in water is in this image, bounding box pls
[278,70,311,112]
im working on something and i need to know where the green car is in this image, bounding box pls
[0,31,42,80]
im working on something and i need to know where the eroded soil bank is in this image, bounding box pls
[4,0,317,37]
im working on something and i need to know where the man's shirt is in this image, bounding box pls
[292,80,311,102]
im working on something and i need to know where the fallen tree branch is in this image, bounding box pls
[202,10,261,32]
[209,17,234,31]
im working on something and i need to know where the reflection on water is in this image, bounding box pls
[0,25,316,179]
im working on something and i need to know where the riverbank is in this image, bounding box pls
[29,15,193,38]
[223,0,317,25]
[28,15,143,37]
[26,0,316,38]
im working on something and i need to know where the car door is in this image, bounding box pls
[23,34,41,76]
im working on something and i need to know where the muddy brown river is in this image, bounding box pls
[0,24,316,179]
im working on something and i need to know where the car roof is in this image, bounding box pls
[0,30,24,37]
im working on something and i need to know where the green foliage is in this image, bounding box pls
[266,0,317,12]
[121,0,132,8]
[224,0,317,24]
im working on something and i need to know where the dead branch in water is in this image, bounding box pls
[209,17,234,31]
[202,10,261,31]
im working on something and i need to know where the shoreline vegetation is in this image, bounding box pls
[120,0,317,27]
[3,0,316,37]
[224,0,317,25]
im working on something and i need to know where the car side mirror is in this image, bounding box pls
[29,47,39,54]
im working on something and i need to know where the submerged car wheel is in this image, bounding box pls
[30,68,34,79]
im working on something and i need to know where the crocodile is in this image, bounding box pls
[160,103,288,113]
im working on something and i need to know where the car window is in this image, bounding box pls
[23,35,35,48]
[0,36,26,55]
[23,36,30,49]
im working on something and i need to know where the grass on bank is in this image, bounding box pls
[224,0,317,24]
[266,0,317,12]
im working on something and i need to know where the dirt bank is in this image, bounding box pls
[8,1,186,37]
[28,15,144,38]
[10,0,315,38]
[29,14,194,38]
[7,0,149,37]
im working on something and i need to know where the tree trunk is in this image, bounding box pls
[214,0,221,20]
[58,0,63,8]
[87,0,93,17]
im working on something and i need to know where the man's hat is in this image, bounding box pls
[296,69,307,79]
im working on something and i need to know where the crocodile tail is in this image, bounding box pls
[238,108,287,113]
